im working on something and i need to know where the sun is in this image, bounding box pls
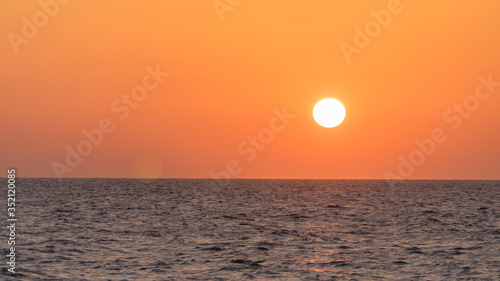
[313,98,346,128]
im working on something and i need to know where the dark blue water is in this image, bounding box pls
[4,179,500,280]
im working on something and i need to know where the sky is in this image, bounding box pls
[1,0,499,179]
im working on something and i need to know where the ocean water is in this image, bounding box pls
[4,179,500,280]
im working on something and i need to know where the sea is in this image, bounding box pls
[3,179,500,280]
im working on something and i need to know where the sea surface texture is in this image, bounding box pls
[5,179,500,280]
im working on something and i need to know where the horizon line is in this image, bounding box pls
[4,177,500,181]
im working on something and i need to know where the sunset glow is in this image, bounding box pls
[1,1,499,180]
[2,2,500,279]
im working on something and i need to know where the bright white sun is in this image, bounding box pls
[313,98,346,128]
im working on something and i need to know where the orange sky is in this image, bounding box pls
[1,0,499,179]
